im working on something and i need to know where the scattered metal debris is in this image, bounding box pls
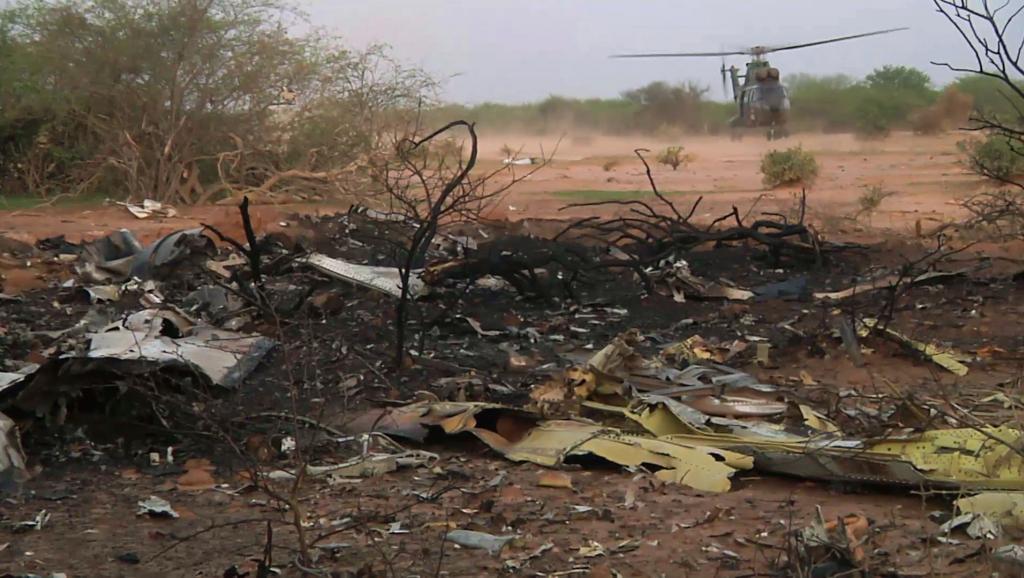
[795,510,869,577]
[136,496,179,519]
[351,401,752,492]
[357,327,1024,492]
[446,530,517,556]
[78,228,213,282]
[10,510,50,532]
[956,492,1024,532]
[993,544,1024,577]
[0,190,1018,576]
[0,412,28,493]
[266,434,437,482]
[814,268,972,301]
[860,318,970,376]
[302,253,425,298]
[120,199,178,220]
[85,309,275,388]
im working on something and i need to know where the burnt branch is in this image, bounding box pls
[240,196,264,287]
[371,121,558,367]
[635,148,687,222]
[933,0,1024,190]
[201,195,278,316]
[557,160,834,290]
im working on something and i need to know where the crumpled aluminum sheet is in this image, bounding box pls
[302,253,426,299]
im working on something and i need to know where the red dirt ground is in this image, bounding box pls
[0,131,982,243]
[0,131,985,295]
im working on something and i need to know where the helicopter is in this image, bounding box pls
[612,28,908,140]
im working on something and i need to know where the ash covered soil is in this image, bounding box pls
[0,201,1022,578]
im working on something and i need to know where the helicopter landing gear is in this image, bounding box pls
[765,126,789,141]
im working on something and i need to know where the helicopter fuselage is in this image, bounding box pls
[735,82,790,128]
[727,59,791,129]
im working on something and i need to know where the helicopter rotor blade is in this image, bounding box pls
[758,27,909,55]
[610,49,749,59]
[611,27,908,60]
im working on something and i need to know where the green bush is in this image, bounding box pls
[624,81,711,133]
[953,75,1024,122]
[852,85,933,138]
[786,67,938,135]
[786,73,858,132]
[853,102,894,138]
[426,82,735,136]
[760,146,819,188]
[959,134,1024,182]
[428,66,949,138]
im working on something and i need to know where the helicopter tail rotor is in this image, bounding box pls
[720,58,729,99]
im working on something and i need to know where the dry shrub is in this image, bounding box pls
[760,146,819,188]
[958,190,1024,239]
[657,146,693,171]
[856,185,896,220]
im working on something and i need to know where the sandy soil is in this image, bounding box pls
[0,450,978,578]
[480,131,981,230]
[0,131,983,243]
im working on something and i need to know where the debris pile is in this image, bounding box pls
[349,330,1024,494]
[0,194,1021,576]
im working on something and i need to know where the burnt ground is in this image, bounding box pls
[0,208,1023,578]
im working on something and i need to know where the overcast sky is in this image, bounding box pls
[303,0,972,104]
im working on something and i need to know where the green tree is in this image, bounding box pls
[623,81,710,132]
[953,75,1024,123]
[934,0,1024,190]
[786,73,858,131]
[853,66,937,136]
[865,65,934,97]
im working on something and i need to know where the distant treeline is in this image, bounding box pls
[428,66,1022,137]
